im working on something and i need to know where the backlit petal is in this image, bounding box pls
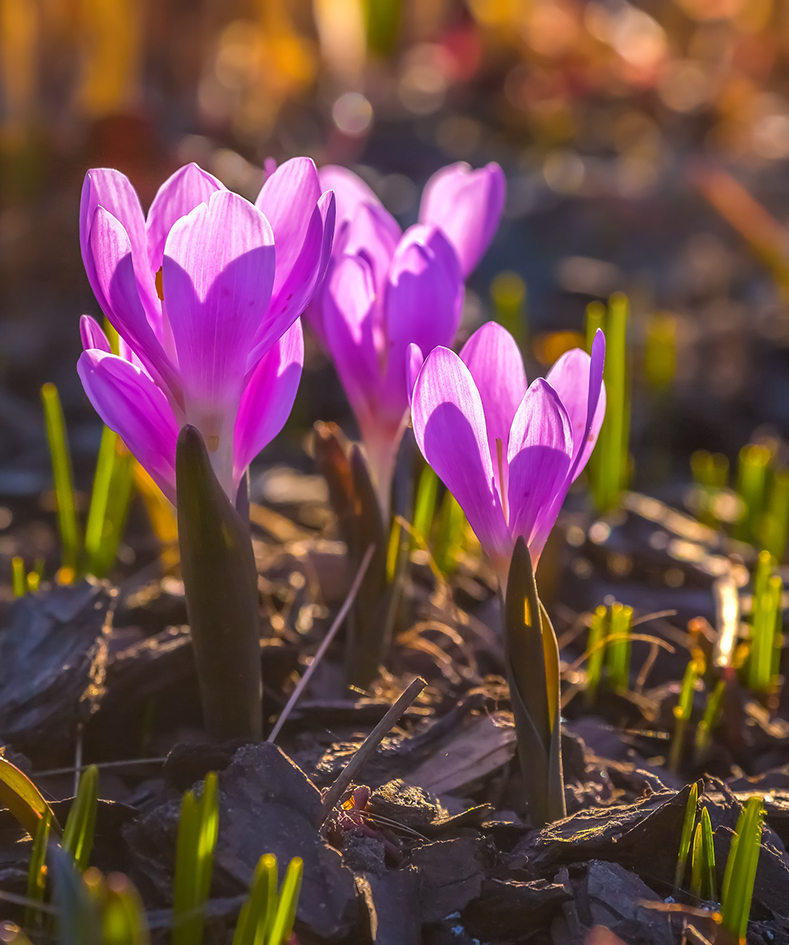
[79,315,111,353]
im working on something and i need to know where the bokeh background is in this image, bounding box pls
[3,0,789,527]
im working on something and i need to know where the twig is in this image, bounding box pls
[73,723,83,796]
[267,544,376,744]
[34,756,168,778]
[318,676,427,826]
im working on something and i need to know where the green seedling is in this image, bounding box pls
[266,855,303,945]
[721,795,765,943]
[586,294,629,512]
[762,467,789,562]
[746,551,783,693]
[99,872,150,945]
[690,806,717,902]
[173,772,219,945]
[24,806,52,933]
[0,754,60,839]
[605,602,633,691]
[433,489,467,576]
[62,765,99,873]
[644,312,676,392]
[735,443,771,544]
[670,659,702,774]
[673,781,699,894]
[12,556,25,597]
[411,464,438,550]
[585,605,608,703]
[42,383,82,580]
[85,428,135,579]
[690,450,731,526]
[695,679,726,761]
[504,537,565,827]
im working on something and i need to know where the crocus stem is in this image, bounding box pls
[176,425,262,742]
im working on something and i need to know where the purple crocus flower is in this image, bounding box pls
[77,159,334,503]
[410,322,606,585]
[308,161,505,512]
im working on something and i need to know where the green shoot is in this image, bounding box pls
[433,490,467,575]
[26,569,40,593]
[266,856,303,945]
[0,755,60,839]
[385,517,401,584]
[411,465,438,549]
[490,271,527,345]
[85,430,135,579]
[605,602,633,691]
[173,772,219,945]
[644,312,676,392]
[670,659,701,773]
[734,444,771,544]
[24,806,52,932]
[62,765,99,873]
[747,552,783,693]
[691,450,730,492]
[12,556,25,597]
[762,467,789,561]
[689,806,717,902]
[695,679,726,761]
[721,795,765,942]
[101,872,150,945]
[673,781,699,893]
[41,383,82,580]
[586,293,629,512]
[233,853,278,945]
[585,605,607,704]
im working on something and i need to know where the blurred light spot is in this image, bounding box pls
[399,44,450,115]
[378,174,417,215]
[585,1,666,72]
[543,150,585,193]
[533,330,585,366]
[435,115,482,157]
[607,553,632,577]
[215,21,258,91]
[753,107,789,160]
[0,508,11,530]
[659,61,714,114]
[524,0,579,57]
[664,567,685,588]
[566,525,586,547]
[212,149,262,199]
[589,522,611,544]
[556,256,621,296]
[332,92,373,136]
[649,530,670,550]
[572,557,593,578]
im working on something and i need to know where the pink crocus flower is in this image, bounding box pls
[410,322,606,586]
[308,161,505,513]
[76,159,335,503]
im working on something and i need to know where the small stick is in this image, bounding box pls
[318,676,427,826]
[267,544,376,744]
[73,723,83,796]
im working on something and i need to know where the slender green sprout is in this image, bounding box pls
[433,490,467,575]
[587,294,629,512]
[735,444,771,544]
[695,679,726,761]
[693,806,717,902]
[670,660,701,773]
[721,795,765,942]
[585,605,608,703]
[644,312,676,392]
[101,872,150,945]
[674,781,699,893]
[605,602,633,691]
[412,465,438,549]
[762,468,789,561]
[746,551,783,693]
[266,857,303,945]
[62,765,99,874]
[490,271,528,346]
[12,557,25,597]
[85,430,135,579]
[24,806,52,932]
[26,569,40,593]
[41,383,82,580]
[173,772,219,945]
[233,854,278,945]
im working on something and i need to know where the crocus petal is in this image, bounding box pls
[234,320,304,483]
[380,224,463,421]
[319,164,383,227]
[546,330,606,481]
[335,201,400,290]
[146,163,225,273]
[419,162,506,276]
[412,346,509,559]
[507,379,573,563]
[406,343,424,407]
[460,321,527,481]
[163,190,275,411]
[321,254,381,432]
[78,349,179,504]
[80,168,158,320]
[79,315,111,353]
[89,207,181,400]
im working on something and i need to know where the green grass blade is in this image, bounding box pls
[434,490,466,575]
[92,441,135,579]
[762,467,789,561]
[24,806,52,931]
[195,773,218,907]
[385,517,401,584]
[585,605,608,704]
[673,781,698,893]
[12,557,26,597]
[85,426,118,575]
[103,873,150,945]
[735,444,771,544]
[695,679,726,760]
[41,383,82,578]
[233,853,278,945]
[62,766,99,873]
[644,313,676,391]
[690,821,703,900]
[48,846,103,945]
[671,660,701,773]
[267,857,303,945]
[411,465,438,549]
[173,773,219,945]
[700,806,717,902]
[0,755,60,839]
[605,602,633,690]
[721,795,764,940]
